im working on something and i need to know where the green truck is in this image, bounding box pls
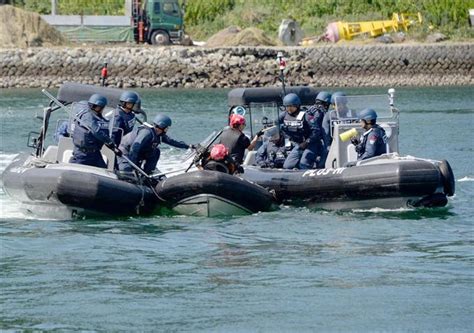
[132,0,185,45]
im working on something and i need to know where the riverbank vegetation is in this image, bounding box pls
[9,0,474,41]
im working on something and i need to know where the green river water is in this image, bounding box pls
[0,86,473,331]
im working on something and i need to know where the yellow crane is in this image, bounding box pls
[302,13,423,45]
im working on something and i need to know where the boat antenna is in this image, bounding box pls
[388,88,399,118]
[100,60,108,87]
[276,51,287,96]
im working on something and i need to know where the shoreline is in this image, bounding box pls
[1,43,472,89]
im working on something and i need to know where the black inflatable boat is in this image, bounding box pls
[227,86,455,210]
[1,83,277,219]
[155,170,276,217]
[2,153,158,219]
[241,156,454,210]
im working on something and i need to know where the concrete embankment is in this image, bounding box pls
[0,43,472,89]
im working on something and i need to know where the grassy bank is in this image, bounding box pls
[185,0,474,41]
[10,0,474,41]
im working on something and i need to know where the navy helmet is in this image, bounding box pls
[331,91,347,105]
[358,108,377,122]
[316,91,332,104]
[88,94,107,108]
[132,99,142,113]
[283,93,301,107]
[153,114,172,129]
[120,91,140,105]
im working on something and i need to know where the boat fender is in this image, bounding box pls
[438,160,455,196]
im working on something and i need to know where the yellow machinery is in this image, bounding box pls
[302,13,423,45]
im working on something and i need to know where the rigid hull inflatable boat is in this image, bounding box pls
[1,83,277,219]
[241,156,454,210]
[155,170,276,217]
[1,83,164,219]
[2,153,158,219]
[227,86,455,210]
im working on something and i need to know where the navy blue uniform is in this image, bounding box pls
[322,111,334,149]
[355,124,387,160]
[70,108,113,168]
[53,120,69,143]
[118,126,189,174]
[255,141,287,168]
[218,128,250,165]
[300,105,325,169]
[110,106,136,146]
[322,107,354,148]
[278,110,311,169]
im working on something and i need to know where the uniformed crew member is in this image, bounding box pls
[300,91,331,169]
[322,91,353,148]
[53,120,70,143]
[255,127,287,169]
[351,108,387,160]
[278,93,311,169]
[70,94,119,168]
[118,114,193,175]
[108,91,140,146]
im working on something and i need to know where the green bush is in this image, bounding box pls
[15,0,125,15]
[11,0,474,40]
[56,0,124,15]
[185,0,235,25]
[186,0,474,40]
[24,0,50,14]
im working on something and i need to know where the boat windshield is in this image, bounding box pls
[332,94,395,121]
[244,102,280,135]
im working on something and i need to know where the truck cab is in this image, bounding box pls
[133,0,184,45]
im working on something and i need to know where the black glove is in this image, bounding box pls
[105,142,122,157]
[256,130,264,137]
[113,147,123,157]
[350,137,359,145]
[105,142,115,150]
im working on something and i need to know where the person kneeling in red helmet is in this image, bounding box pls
[199,144,239,175]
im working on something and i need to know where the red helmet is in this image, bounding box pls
[210,144,228,161]
[230,114,246,128]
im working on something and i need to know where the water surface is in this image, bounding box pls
[0,86,473,331]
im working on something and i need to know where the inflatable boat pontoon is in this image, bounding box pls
[226,86,455,210]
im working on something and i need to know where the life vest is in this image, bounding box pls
[219,128,249,164]
[281,110,308,144]
[201,153,237,175]
[72,109,110,152]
